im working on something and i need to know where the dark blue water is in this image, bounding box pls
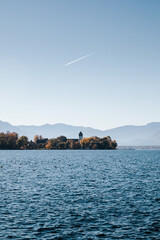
[0,150,160,239]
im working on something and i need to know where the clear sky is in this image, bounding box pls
[0,0,160,130]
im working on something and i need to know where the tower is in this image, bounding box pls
[79,131,83,141]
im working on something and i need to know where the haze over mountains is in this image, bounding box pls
[0,120,160,146]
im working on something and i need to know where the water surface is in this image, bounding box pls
[0,150,160,239]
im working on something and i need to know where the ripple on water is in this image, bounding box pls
[0,150,160,239]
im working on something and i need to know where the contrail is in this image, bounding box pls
[64,52,95,66]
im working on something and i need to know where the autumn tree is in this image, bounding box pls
[80,136,117,150]
[0,132,117,150]
[45,140,52,150]
[16,136,29,149]
[34,135,43,143]
[69,140,81,149]
[0,132,18,149]
[57,142,66,149]
[7,132,19,149]
[45,139,57,149]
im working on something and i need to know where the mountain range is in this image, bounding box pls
[0,120,160,146]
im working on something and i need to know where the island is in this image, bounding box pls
[0,131,117,150]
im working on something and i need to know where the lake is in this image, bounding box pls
[0,150,160,239]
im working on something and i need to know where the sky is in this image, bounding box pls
[0,0,160,130]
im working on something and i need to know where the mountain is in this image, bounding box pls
[0,120,23,135]
[0,120,160,146]
[104,122,160,145]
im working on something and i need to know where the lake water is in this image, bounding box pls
[0,150,160,239]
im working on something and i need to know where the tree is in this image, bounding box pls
[69,140,81,149]
[57,141,66,149]
[0,132,117,150]
[0,133,7,149]
[45,139,57,149]
[28,140,36,150]
[16,136,29,149]
[0,132,18,149]
[34,135,39,143]
[7,132,18,149]
[56,136,67,142]
[34,135,43,143]
[92,143,98,150]
[111,140,117,149]
[45,140,52,150]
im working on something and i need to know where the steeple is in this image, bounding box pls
[79,131,83,141]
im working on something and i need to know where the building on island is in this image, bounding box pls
[68,132,83,142]
[36,132,83,145]
[79,131,83,141]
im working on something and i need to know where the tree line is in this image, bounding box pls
[0,132,117,150]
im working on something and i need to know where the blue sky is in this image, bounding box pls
[0,0,160,129]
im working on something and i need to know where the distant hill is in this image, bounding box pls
[104,122,160,145]
[0,120,160,146]
[0,120,23,135]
